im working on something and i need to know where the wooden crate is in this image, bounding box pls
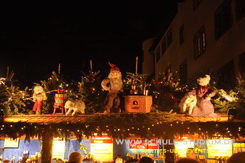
[124,95,152,113]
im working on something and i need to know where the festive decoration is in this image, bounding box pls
[53,89,67,114]
[213,89,238,113]
[180,75,217,117]
[39,71,72,114]
[32,85,47,115]
[65,99,85,116]
[1,113,245,142]
[179,94,197,115]
[0,71,30,115]
[124,72,148,95]
[212,73,245,119]
[124,95,152,113]
[101,62,123,113]
[80,143,88,155]
[149,68,184,112]
[78,71,107,113]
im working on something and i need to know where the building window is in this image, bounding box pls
[179,60,187,84]
[166,28,172,47]
[193,0,203,10]
[156,47,160,63]
[193,25,206,59]
[214,0,233,39]
[161,27,172,55]
[179,24,184,45]
[235,0,245,19]
[162,39,166,55]
[217,60,236,89]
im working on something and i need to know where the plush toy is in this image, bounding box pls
[101,62,123,113]
[179,94,197,115]
[181,74,217,117]
[32,86,47,115]
[65,100,85,116]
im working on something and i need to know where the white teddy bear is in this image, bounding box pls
[179,94,197,115]
[64,100,85,116]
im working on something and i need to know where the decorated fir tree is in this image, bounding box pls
[149,68,187,112]
[0,71,30,115]
[123,72,148,95]
[38,71,74,114]
[78,71,107,113]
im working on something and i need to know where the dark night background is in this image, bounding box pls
[0,1,178,86]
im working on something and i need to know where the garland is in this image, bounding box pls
[1,113,244,141]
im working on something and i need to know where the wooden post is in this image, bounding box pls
[58,63,61,75]
[41,127,53,163]
[6,66,9,78]
[90,60,93,72]
[135,56,138,75]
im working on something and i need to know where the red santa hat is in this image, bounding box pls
[108,62,120,71]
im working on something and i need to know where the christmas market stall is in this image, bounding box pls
[0,63,245,163]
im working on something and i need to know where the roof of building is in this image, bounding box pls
[3,113,243,124]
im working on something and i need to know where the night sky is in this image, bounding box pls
[0,1,178,86]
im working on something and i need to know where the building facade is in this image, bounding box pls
[144,0,244,89]
[142,38,155,77]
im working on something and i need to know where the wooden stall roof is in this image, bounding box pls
[3,113,244,124]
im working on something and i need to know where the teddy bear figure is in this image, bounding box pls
[32,85,47,115]
[101,62,123,113]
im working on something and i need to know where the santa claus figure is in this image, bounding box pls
[101,62,123,113]
[32,85,47,114]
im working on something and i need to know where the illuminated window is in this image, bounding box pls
[179,24,184,45]
[214,0,233,39]
[193,25,206,59]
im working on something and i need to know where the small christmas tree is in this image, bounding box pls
[149,68,187,112]
[38,71,72,114]
[123,72,148,95]
[0,71,29,115]
[78,71,107,113]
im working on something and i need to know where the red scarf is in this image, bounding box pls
[197,86,209,95]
